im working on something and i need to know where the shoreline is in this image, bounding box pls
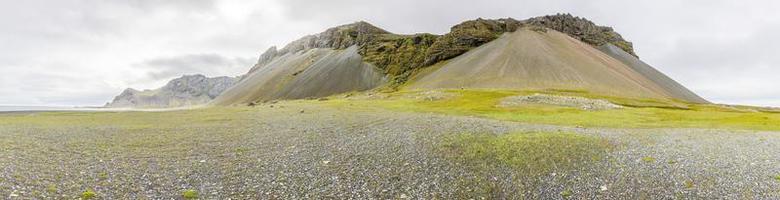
[0,105,200,113]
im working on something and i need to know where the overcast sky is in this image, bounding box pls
[1,0,779,107]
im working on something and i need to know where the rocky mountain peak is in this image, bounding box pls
[248,46,280,74]
[277,21,389,55]
[106,74,238,108]
[525,13,636,56]
[248,14,638,85]
[247,21,391,73]
[335,21,390,35]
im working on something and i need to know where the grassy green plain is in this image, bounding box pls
[326,89,780,131]
[3,89,777,131]
[2,89,779,198]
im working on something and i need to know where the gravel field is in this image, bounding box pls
[1,102,779,199]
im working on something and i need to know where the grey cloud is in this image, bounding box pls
[121,0,218,11]
[273,0,615,35]
[135,54,253,81]
[1,0,780,106]
[649,25,780,104]
[0,0,264,105]
[661,25,780,72]
[0,66,116,106]
[274,0,540,34]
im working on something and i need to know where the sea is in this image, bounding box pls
[0,106,103,112]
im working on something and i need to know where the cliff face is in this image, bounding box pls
[246,14,636,84]
[247,22,390,73]
[526,14,636,56]
[106,75,238,108]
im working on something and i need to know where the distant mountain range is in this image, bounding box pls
[108,13,707,107]
[106,74,236,108]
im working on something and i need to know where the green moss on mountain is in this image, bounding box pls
[423,18,520,65]
[250,14,637,83]
[359,33,439,79]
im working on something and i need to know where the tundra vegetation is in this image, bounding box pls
[2,89,779,199]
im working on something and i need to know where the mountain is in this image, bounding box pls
[106,74,237,108]
[408,28,708,103]
[211,46,385,105]
[212,13,707,105]
[211,22,392,105]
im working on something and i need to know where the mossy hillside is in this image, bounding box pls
[359,33,439,79]
[422,18,517,65]
[324,89,780,131]
[251,14,636,83]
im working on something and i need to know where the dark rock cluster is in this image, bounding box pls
[247,22,390,73]
[425,14,638,65]
[248,46,278,74]
[278,21,390,55]
[359,33,439,83]
[423,18,521,66]
[526,14,636,56]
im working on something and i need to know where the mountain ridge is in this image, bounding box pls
[408,28,707,103]
[115,13,707,107]
[247,14,637,84]
[106,74,237,108]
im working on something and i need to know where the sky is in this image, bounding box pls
[1,0,779,107]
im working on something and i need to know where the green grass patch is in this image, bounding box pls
[683,180,695,189]
[81,189,96,199]
[182,189,199,199]
[774,174,780,182]
[0,107,252,128]
[441,131,611,175]
[325,89,780,131]
[560,189,573,199]
[47,184,57,193]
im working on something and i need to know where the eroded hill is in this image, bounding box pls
[213,14,705,105]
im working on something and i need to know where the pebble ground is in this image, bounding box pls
[1,102,779,199]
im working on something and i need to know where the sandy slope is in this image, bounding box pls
[409,28,704,102]
[211,46,386,105]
